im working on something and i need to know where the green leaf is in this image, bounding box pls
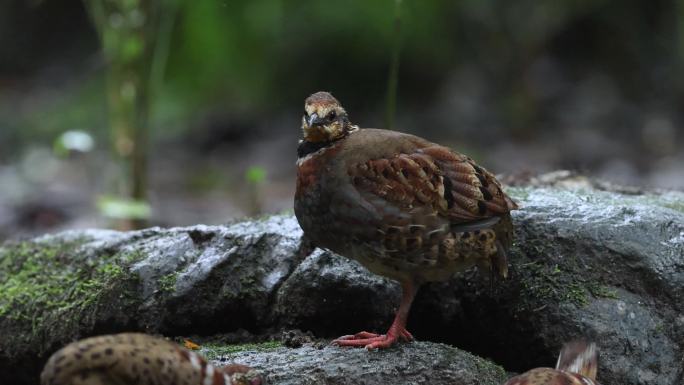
[96,195,151,220]
[245,166,267,184]
[121,36,144,62]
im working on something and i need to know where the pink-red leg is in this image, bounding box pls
[332,280,418,350]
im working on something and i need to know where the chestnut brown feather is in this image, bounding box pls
[296,124,516,284]
[295,91,518,349]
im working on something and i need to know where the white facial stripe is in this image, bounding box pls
[304,105,345,119]
[316,106,332,117]
[203,364,215,385]
[189,352,202,370]
[305,104,316,115]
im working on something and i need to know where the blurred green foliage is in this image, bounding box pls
[1,0,680,153]
[82,0,182,227]
[245,166,267,185]
[96,195,151,220]
[384,0,403,129]
[245,165,267,215]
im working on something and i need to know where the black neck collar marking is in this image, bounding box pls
[297,140,336,158]
[297,122,358,158]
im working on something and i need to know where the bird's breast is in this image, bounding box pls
[295,142,347,249]
[295,140,344,198]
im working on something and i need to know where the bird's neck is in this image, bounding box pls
[297,139,335,158]
[297,124,358,159]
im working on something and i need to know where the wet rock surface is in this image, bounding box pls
[274,248,401,337]
[0,176,682,385]
[215,342,507,385]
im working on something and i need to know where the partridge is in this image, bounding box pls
[294,91,518,349]
[40,333,262,385]
[503,341,600,385]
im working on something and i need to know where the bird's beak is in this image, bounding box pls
[306,113,324,127]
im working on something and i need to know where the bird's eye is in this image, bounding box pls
[328,111,337,121]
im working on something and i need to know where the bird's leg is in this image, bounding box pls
[333,280,418,350]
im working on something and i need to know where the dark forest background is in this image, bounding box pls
[1,0,683,240]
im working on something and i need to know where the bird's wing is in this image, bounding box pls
[557,341,598,380]
[503,368,599,385]
[348,144,517,225]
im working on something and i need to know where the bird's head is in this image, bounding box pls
[302,91,357,142]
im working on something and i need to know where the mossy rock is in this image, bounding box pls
[215,341,508,385]
[1,179,683,385]
[0,236,144,352]
[0,218,305,385]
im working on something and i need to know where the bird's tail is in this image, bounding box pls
[555,340,598,380]
[492,240,509,279]
[40,333,261,385]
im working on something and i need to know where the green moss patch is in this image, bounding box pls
[0,239,144,338]
[587,284,619,299]
[471,355,507,383]
[159,271,180,293]
[517,261,590,308]
[660,201,684,213]
[200,341,282,361]
[512,240,621,311]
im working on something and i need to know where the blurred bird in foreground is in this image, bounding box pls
[41,333,262,385]
[503,341,600,385]
[294,91,517,349]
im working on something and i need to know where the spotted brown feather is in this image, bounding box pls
[351,146,516,221]
[40,333,262,385]
[334,136,516,283]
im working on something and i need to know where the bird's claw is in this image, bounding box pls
[331,329,413,350]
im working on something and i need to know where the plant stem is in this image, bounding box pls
[385,0,403,130]
[84,0,169,229]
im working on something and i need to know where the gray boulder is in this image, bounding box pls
[0,217,306,385]
[211,341,507,385]
[0,177,682,385]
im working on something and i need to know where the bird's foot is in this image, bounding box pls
[332,329,413,350]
